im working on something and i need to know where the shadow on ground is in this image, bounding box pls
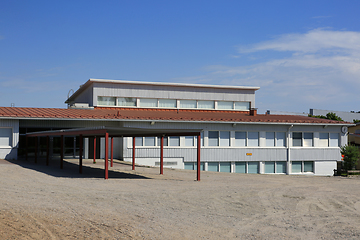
[2,158,150,179]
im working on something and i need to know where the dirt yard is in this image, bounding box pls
[0,158,360,240]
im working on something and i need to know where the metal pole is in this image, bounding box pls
[105,133,109,179]
[93,137,96,164]
[111,137,114,167]
[60,135,64,169]
[46,136,49,166]
[197,133,201,181]
[160,136,164,175]
[132,137,135,170]
[79,134,83,174]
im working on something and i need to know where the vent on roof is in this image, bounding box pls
[250,108,257,116]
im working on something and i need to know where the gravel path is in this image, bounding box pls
[1,158,360,239]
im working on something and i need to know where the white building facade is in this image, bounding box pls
[0,79,351,176]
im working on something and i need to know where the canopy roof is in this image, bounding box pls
[26,126,202,138]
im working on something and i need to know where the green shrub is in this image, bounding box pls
[340,145,360,170]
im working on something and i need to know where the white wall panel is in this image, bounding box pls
[92,82,256,106]
[70,86,93,106]
[290,148,340,161]
[314,161,337,176]
[0,119,19,160]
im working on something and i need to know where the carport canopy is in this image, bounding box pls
[26,126,202,180]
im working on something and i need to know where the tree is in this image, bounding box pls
[354,119,360,124]
[340,145,360,170]
[308,112,344,121]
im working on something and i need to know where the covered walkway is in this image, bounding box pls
[26,126,202,180]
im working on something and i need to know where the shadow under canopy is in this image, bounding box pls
[26,126,202,180]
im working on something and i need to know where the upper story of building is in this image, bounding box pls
[65,79,260,112]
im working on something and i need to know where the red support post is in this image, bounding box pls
[197,133,201,181]
[93,137,96,164]
[35,136,38,163]
[105,132,109,179]
[46,136,50,166]
[160,136,164,175]
[79,135,83,174]
[25,135,28,161]
[60,135,64,169]
[111,137,114,167]
[132,137,135,170]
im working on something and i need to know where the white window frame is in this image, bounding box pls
[207,131,231,147]
[292,132,314,147]
[117,97,137,107]
[97,96,117,106]
[291,161,314,174]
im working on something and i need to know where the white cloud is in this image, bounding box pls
[185,29,360,113]
[239,29,360,54]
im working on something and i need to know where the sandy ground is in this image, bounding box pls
[0,158,360,240]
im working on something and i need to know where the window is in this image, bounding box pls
[235,132,246,147]
[180,100,197,108]
[304,162,314,172]
[247,132,259,147]
[266,132,275,147]
[198,100,214,109]
[200,132,204,146]
[208,131,219,146]
[144,137,156,146]
[247,162,259,173]
[292,161,314,173]
[220,162,231,172]
[303,133,313,147]
[276,132,286,147]
[135,137,143,146]
[117,97,136,107]
[217,101,233,110]
[0,128,12,147]
[292,161,302,173]
[319,133,329,147]
[276,162,287,174]
[157,137,169,146]
[185,136,195,147]
[219,131,230,147]
[159,99,176,108]
[235,162,246,173]
[169,136,180,146]
[184,162,205,171]
[293,132,313,147]
[329,133,339,147]
[234,102,250,110]
[264,161,275,173]
[265,161,286,174]
[98,96,116,106]
[184,162,194,170]
[208,162,219,172]
[292,132,302,147]
[139,98,157,107]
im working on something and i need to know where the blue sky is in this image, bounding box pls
[1,0,359,114]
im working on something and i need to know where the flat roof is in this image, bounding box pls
[65,78,260,103]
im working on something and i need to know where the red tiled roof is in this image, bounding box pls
[0,107,350,124]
